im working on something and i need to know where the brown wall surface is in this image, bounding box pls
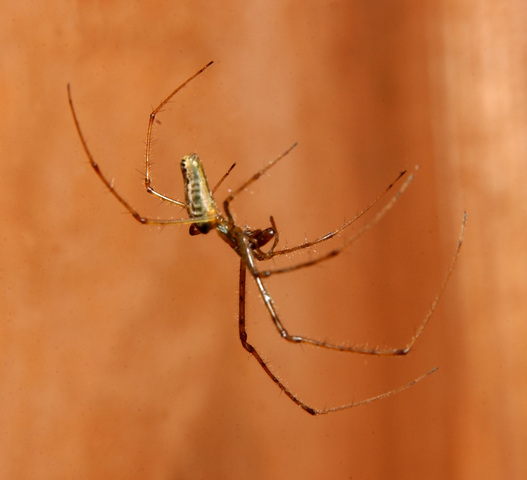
[1,1,525,479]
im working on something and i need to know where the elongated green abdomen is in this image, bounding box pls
[180,154,218,233]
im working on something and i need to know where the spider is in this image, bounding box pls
[67,61,466,415]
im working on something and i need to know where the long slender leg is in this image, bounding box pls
[67,85,216,227]
[223,142,407,257]
[238,256,439,415]
[239,211,466,356]
[211,163,236,194]
[223,143,298,222]
[258,171,415,276]
[144,61,214,204]
[247,167,406,262]
[268,170,407,257]
[238,258,315,413]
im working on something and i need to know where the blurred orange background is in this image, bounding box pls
[1,1,525,479]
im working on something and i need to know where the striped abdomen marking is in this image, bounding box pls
[180,154,218,233]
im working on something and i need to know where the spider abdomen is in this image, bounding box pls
[180,154,218,233]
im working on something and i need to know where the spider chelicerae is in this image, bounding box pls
[68,61,466,415]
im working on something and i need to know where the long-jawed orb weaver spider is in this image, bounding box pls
[67,61,466,416]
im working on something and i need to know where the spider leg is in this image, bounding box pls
[68,84,216,227]
[212,163,236,194]
[269,169,407,257]
[143,61,214,206]
[238,258,316,413]
[250,170,407,262]
[223,141,405,258]
[237,243,440,415]
[223,143,298,223]
[259,171,415,277]
[239,207,466,356]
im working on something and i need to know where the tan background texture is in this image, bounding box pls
[1,1,525,479]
